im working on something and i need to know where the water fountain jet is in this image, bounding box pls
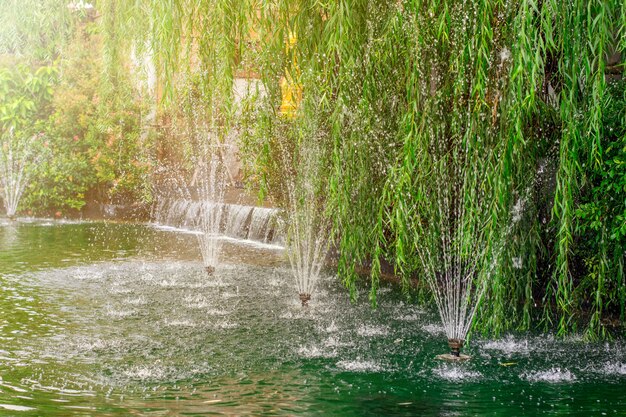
[0,132,48,218]
[282,138,330,308]
[402,136,505,362]
[195,153,225,275]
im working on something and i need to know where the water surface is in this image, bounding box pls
[0,220,624,416]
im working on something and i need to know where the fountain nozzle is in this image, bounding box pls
[448,338,464,357]
[299,293,311,307]
[436,338,470,361]
[204,265,215,275]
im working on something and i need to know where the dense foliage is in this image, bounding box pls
[230,1,625,337]
[0,4,154,215]
[0,62,56,216]
[574,81,626,338]
[0,0,73,61]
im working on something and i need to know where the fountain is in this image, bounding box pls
[0,131,48,219]
[2,220,625,415]
[195,151,226,275]
[283,139,331,307]
[405,141,500,361]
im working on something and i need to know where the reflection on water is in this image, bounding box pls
[0,220,624,416]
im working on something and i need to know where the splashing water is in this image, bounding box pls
[284,140,330,306]
[0,132,48,218]
[195,151,226,274]
[411,139,504,354]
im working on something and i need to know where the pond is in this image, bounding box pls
[0,219,624,416]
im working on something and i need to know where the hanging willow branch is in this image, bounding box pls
[95,0,626,337]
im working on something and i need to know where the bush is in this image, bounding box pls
[19,22,154,215]
[575,79,626,337]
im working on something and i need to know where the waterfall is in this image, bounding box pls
[248,207,284,244]
[223,204,253,238]
[152,198,284,245]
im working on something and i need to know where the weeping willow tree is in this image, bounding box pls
[0,0,74,62]
[96,0,250,193]
[95,0,625,337]
[245,0,625,337]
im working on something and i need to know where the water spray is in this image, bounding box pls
[1,133,48,218]
[283,141,330,311]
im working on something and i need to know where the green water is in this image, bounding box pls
[0,220,624,416]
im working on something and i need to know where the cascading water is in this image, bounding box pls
[0,132,47,218]
[151,198,283,245]
[223,204,253,237]
[248,207,281,243]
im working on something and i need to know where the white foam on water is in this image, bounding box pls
[122,364,168,381]
[73,270,103,281]
[523,368,576,383]
[397,313,420,322]
[185,299,212,309]
[298,345,336,359]
[163,318,196,327]
[149,224,285,250]
[71,337,123,352]
[433,365,482,381]
[422,324,445,335]
[105,308,137,318]
[325,321,339,333]
[336,359,383,372]
[218,235,285,250]
[599,362,626,376]
[214,321,237,329]
[189,281,220,289]
[157,279,187,288]
[482,335,530,355]
[0,382,28,393]
[149,224,203,235]
[199,279,228,288]
[109,286,132,295]
[219,291,239,300]
[138,273,155,283]
[357,325,389,337]
[184,294,209,304]
[205,309,230,316]
[324,336,353,348]
[266,277,283,287]
[123,297,147,306]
